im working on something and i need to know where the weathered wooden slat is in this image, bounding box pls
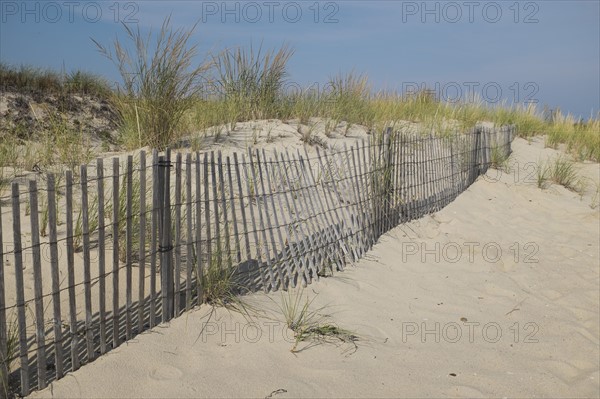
[149,150,159,327]
[217,152,232,270]
[96,159,107,355]
[11,183,29,395]
[398,134,407,223]
[159,150,173,322]
[80,166,94,362]
[46,173,63,379]
[226,156,241,263]
[28,180,47,389]
[233,153,251,263]
[344,143,365,256]
[138,152,147,332]
[354,142,371,249]
[210,152,221,271]
[194,153,203,305]
[112,157,120,348]
[392,130,401,227]
[203,153,212,279]
[185,153,193,311]
[0,179,7,391]
[174,153,182,316]
[125,156,133,340]
[362,138,376,245]
[65,171,79,371]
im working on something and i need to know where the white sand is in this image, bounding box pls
[26,136,600,398]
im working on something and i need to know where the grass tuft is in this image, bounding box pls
[93,15,211,150]
[278,289,358,353]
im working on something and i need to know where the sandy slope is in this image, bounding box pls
[28,137,600,398]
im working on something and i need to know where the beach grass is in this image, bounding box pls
[1,20,598,164]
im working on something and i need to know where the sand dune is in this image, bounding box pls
[28,137,600,398]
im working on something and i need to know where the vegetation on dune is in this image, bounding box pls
[92,16,211,150]
[1,16,598,171]
[0,62,112,99]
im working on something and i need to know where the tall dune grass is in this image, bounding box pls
[92,16,211,149]
[211,43,294,122]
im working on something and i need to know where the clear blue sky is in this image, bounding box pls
[1,0,599,119]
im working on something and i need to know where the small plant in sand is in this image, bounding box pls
[547,156,582,192]
[490,145,509,170]
[536,160,549,189]
[1,313,19,398]
[536,156,584,193]
[278,289,358,354]
[197,232,252,314]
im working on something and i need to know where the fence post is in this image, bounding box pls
[158,152,174,322]
[0,180,7,393]
[383,127,393,233]
[473,127,482,180]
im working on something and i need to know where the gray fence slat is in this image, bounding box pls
[65,171,78,372]
[125,156,133,340]
[185,153,193,311]
[0,182,7,391]
[233,153,251,263]
[11,183,29,395]
[226,156,241,264]
[149,150,159,327]
[138,152,147,332]
[194,153,203,305]
[210,152,221,271]
[28,180,47,389]
[174,153,182,316]
[112,158,120,348]
[46,174,63,378]
[96,159,107,355]
[80,166,94,362]
[203,153,212,275]
[217,152,232,271]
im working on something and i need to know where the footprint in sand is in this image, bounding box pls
[149,364,183,381]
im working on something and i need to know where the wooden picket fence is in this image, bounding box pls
[0,125,514,396]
